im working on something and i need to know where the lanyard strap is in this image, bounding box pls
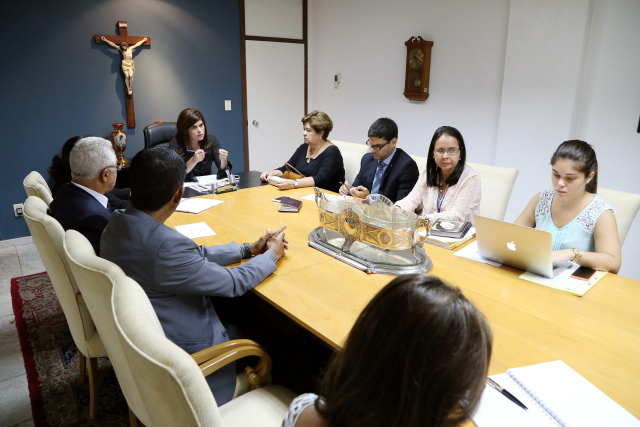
[437,185,448,213]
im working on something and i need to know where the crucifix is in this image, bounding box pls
[95,21,151,128]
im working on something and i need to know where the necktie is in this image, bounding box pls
[371,161,385,195]
[106,202,113,212]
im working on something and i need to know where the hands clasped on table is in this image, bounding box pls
[250,226,288,260]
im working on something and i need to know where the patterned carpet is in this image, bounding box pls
[11,272,128,426]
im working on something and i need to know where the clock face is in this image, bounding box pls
[408,48,424,69]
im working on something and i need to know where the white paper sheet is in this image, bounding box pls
[453,241,501,266]
[174,222,216,239]
[176,198,223,214]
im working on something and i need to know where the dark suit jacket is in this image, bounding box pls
[101,207,277,405]
[352,148,419,202]
[49,183,111,255]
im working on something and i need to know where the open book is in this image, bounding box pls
[473,360,639,427]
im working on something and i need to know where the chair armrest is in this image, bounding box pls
[190,338,259,363]
[190,339,272,389]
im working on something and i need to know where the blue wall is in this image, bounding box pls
[0,0,244,240]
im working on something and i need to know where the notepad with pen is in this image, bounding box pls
[473,360,640,427]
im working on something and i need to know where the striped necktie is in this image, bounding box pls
[371,161,385,195]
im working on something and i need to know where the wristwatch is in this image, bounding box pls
[571,248,583,263]
[293,180,299,188]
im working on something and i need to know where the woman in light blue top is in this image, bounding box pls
[515,140,621,273]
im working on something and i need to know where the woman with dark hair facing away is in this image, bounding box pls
[48,135,130,209]
[394,126,481,224]
[515,140,621,273]
[49,136,82,196]
[282,274,493,427]
[169,108,232,182]
[260,110,345,192]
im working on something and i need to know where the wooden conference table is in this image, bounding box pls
[165,183,640,418]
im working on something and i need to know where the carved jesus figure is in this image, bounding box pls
[101,36,148,95]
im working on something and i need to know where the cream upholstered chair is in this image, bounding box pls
[63,229,148,427]
[466,162,518,221]
[597,187,640,245]
[332,140,370,183]
[22,196,106,420]
[64,229,296,427]
[409,154,428,173]
[23,171,53,206]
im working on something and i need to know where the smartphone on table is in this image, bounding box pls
[570,266,597,281]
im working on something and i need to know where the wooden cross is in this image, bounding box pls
[95,21,151,128]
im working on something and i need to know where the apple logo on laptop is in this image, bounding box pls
[506,241,517,251]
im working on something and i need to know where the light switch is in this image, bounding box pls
[224,100,232,111]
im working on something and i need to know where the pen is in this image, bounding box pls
[486,377,528,410]
[186,149,195,152]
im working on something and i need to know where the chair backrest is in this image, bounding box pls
[332,140,370,183]
[409,154,429,174]
[112,273,223,426]
[466,162,519,221]
[597,187,640,245]
[63,229,152,425]
[22,197,103,358]
[143,122,177,149]
[23,171,53,206]
[403,157,518,221]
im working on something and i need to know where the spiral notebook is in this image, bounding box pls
[473,360,640,426]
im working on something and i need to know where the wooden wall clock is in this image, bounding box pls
[403,36,433,101]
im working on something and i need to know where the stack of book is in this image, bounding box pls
[425,219,475,250]
[273,196,303,213]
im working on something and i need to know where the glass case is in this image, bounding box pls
[308,189,433,274]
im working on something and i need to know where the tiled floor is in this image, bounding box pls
[0,236,43,427]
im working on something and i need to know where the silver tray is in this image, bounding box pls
[308,227,432,275]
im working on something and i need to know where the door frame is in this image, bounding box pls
[240,0,308,171]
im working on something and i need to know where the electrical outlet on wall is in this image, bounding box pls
[13,203,24,217]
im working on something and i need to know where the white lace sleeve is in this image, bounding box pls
[281,393,319,427]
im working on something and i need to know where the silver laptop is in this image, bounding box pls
[474,215,556,278]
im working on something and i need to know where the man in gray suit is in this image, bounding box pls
[101,146,287,405]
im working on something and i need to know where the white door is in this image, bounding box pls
[244,0,305,172]
[246,41,304,172]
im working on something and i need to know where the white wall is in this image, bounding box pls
[308,0,640,280]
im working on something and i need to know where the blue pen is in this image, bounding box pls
[186,149,195,152]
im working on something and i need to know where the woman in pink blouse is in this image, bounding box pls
[394,126,481,224]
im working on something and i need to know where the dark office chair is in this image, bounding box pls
[143,122,177,149]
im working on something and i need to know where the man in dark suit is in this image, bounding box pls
[100,146,287,406]
[49,137,117,255]
[339,118,419,203]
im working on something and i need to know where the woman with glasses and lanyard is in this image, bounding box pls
[394,126,481,224]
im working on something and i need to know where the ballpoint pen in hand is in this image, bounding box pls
[486,377,528,410]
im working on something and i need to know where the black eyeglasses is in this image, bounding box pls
[366,139,391,151]
[434,147,460,157]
